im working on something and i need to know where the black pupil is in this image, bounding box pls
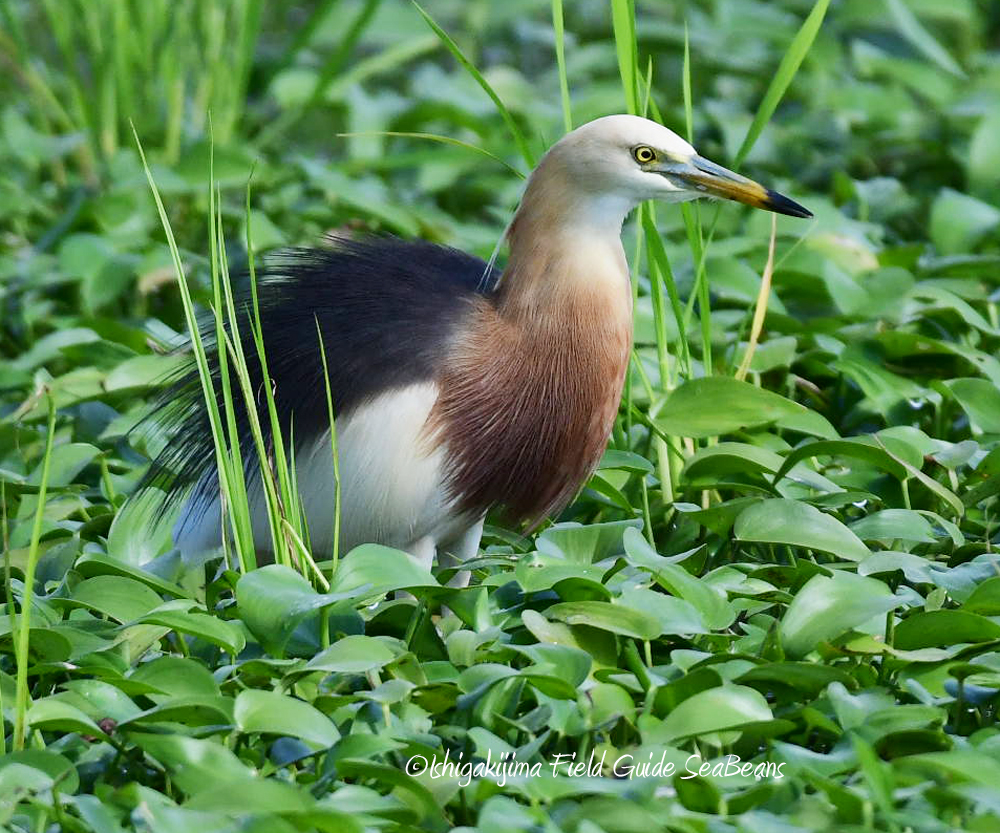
[638,148,651,161]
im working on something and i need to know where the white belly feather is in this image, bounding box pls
[174,381,475,560]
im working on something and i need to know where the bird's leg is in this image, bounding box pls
[438,516,485,589]
[394,534,437,602]
[410,533,437,572]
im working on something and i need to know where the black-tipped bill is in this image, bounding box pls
[672,154,812,219]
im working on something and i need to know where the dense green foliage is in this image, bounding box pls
[3,0,1000,830]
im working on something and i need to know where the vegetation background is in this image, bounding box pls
[2,0,1000,830]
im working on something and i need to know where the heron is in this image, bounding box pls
[144,114,810,578]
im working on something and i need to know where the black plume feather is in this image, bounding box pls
[138,236,498,520]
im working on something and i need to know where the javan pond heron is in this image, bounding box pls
[145,114,810,577]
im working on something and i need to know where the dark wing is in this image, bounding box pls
[138,236,498,515]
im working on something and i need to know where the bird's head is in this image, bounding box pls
[536,114,811,225]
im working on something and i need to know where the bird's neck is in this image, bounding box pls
[495,165,634,326]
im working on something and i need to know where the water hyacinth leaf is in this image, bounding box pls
[737,662,857,698]
[136,606,246,655]
[130,733,253,795]
[682,442,785,480]
[674,497,763,535]
[513,642,592,689]
[909,284,1000,338]
[27,442,100,487]
[121,694,235,728]
[0,751,79,795]
[653,377,836,439]
[849,509,937,543]
[104,489,177,566]
[329,544,439,596]
[683,442,840,493]
[929,188,1000,254]
[969,108,1000,191]
[536,519,639,564]
[185,777,316,814]
[0,763,55,795]
[520,609,620,668]
[598,449,655,474]
[772,438,909,485]
[545,600,662,640]
[103,354,187,392]
[128,656,221,699]
[236,565,364,656]
[73,552,187,597]
[897,751,1000,788]
[894,610,1000,650]
[234,689,340,748]
[624,529,734,629]
[658,685,773,744]
[962,577,1000,616]
[335,759,446,825]
[859,552,936,584]
[780,572,898,657]
[735,499,871,562]
[305,634,397,674]
[885,0,965,77]
[588,682,635,726]
[69,575,164,623]
[942,379,1000,434]
[515,559,611,598]
[26,698,108,738]
[617,587,711,635]
[61,680,143,723]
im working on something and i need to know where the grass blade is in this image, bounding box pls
[886,0,965,78]
[734,0,831,166]
[610,0,638,114]
[551,0,572,132]
[412,2,534,168]
[336,131,525,178]
[735,215,778,381]
[12,394,55,751]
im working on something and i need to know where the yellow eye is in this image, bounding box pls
[633,145,656,164]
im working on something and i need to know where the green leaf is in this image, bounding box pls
[658,684,773,743]
[234,689,340,748]
[930,188,1000,254]
[237,565,362,657]
[27,698,108,738]
[736,499,871,562]
[127,656,221,699]
[962,577,1000,616]
[894,610,1000,650]
[537,520,639,564]
[849,509,937,543]
[27,442,99,487]
[885,0,965,78]
[654,377,836,439]
[545,601,662,640]
[411,2,533,168]
[305,635,397,674]
[69,575,164,623]
[943,379,1000,434]
[0,750,79,795]
[122,695,234,728]
[897,750,1000,787]
[136,605,246,655]
[735,0,832,165]
[130,733,253,796]
[329,544,440,597]
[780,572,898,656]
[625,529,734,629]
